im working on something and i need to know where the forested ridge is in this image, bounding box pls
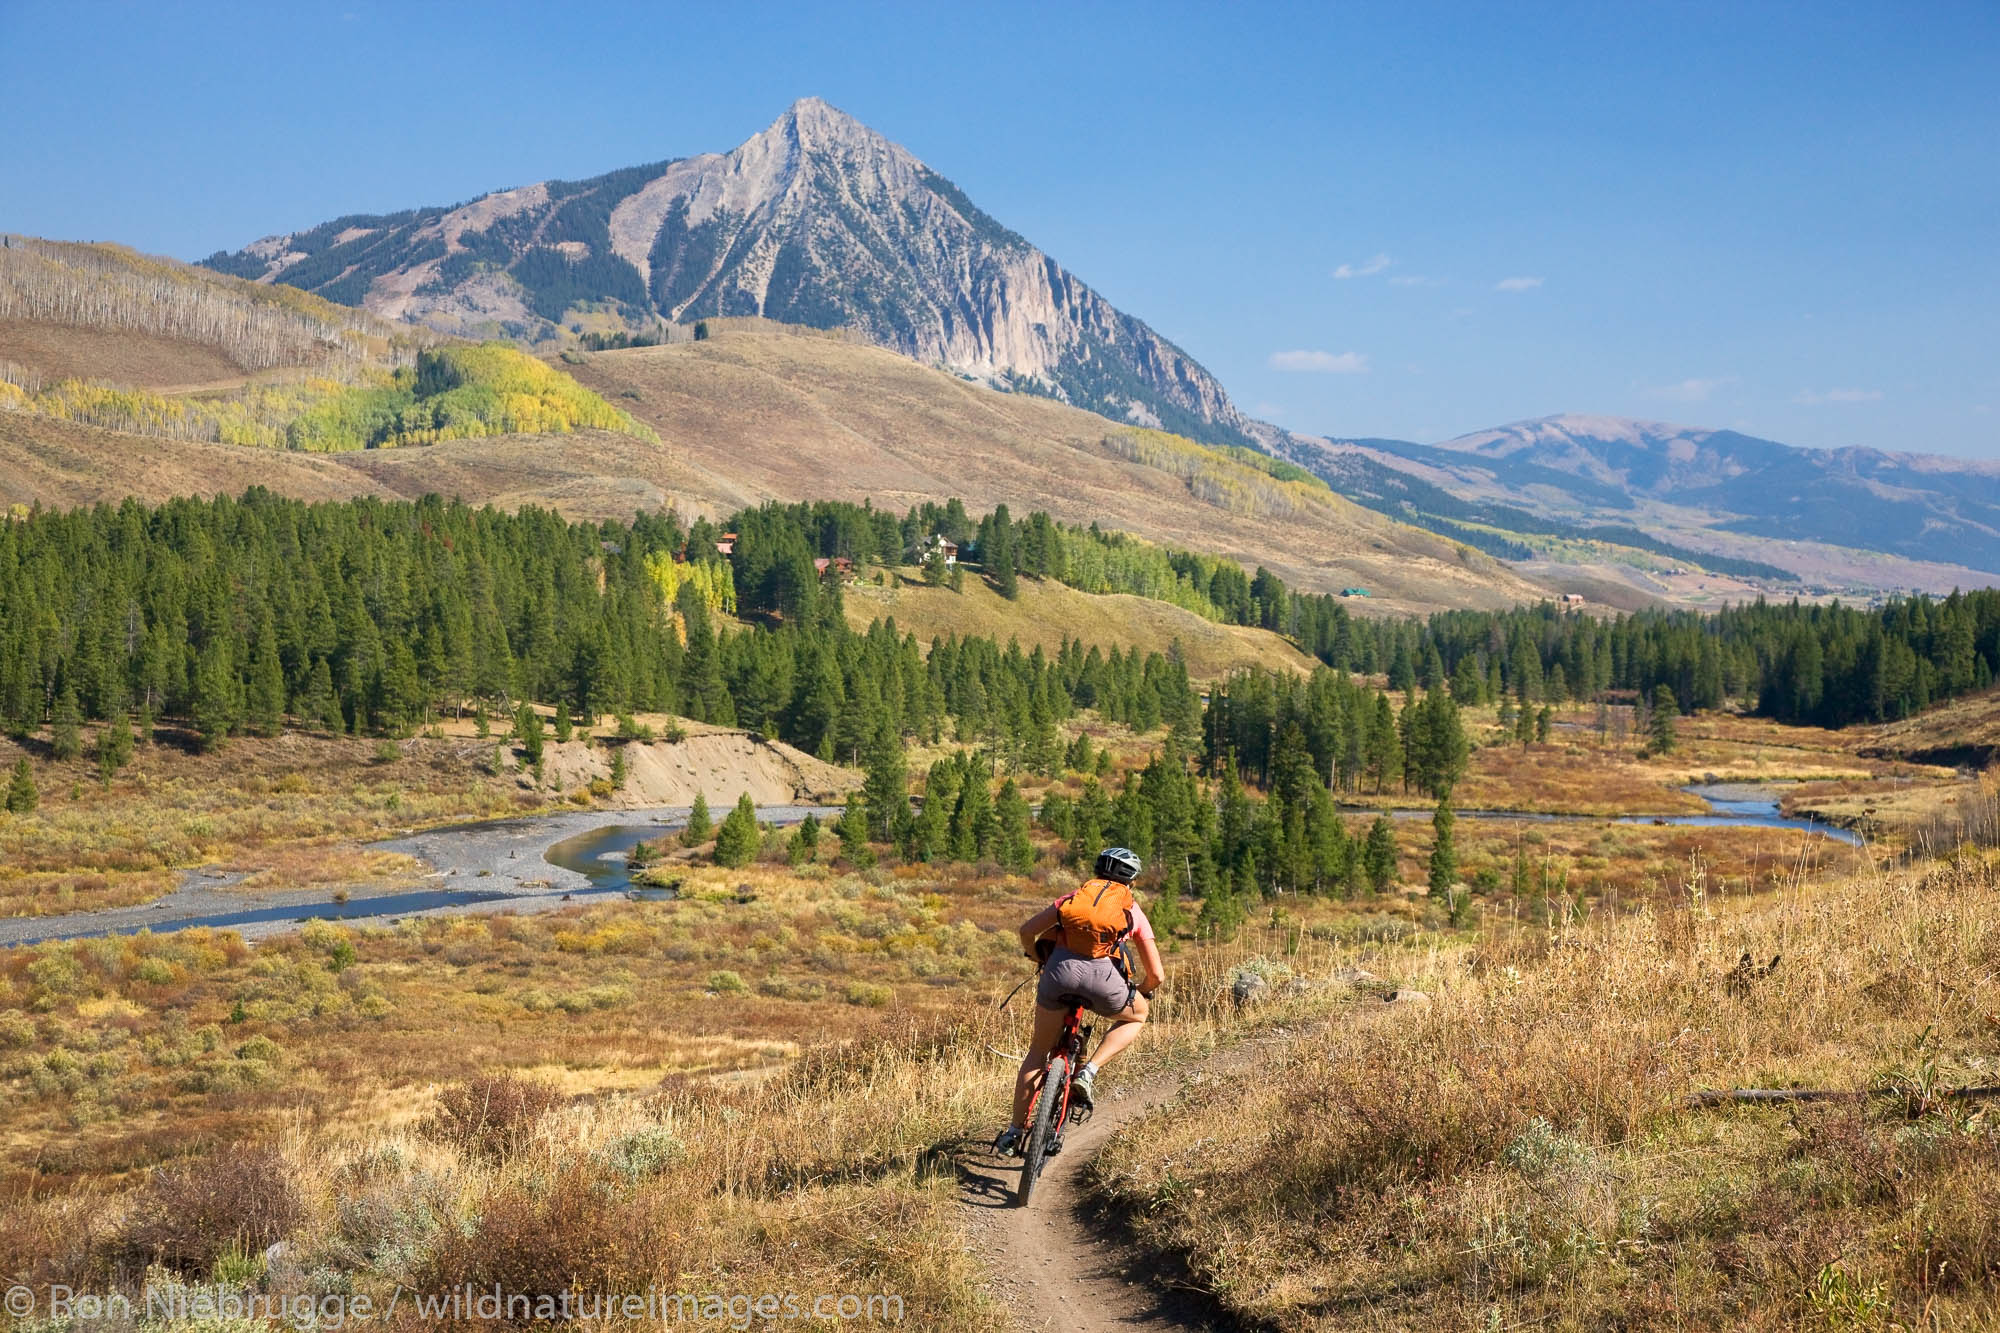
[6,490,1994,767]
[716,498,2000,730]
[0,492,1200,767]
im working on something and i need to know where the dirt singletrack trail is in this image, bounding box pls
[955,1037,1288,1333]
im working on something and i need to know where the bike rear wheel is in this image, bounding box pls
[1017,1052,1068,1207]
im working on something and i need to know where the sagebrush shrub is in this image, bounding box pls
[423,1075,560,1161]
[117,1146,302,1274]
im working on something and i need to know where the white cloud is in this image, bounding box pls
[1269,349,1371,374]
[1388,274,1445,287]
[1332,253,1392,280]
[1494,276,1544,292]
[1794,387,1883,406]
[1647,376,1734,404]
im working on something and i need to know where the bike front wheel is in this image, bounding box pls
[1017,1052,1068,1207]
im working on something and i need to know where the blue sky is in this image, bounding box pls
[2,1,1994,454]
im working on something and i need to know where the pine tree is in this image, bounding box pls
[192,642,238,753]
[299,658,339,734]
[97,710,133,784]
[50,686,82,761]
[1649,684,1679,754]
[861,715,906,840]
[375,640,423,736]
[835,795,875,868]
[713,792,760,867]
[1149,876,1185,936]
[608,745,628,790]
[1450,652,1484,704]
[683,792,713,846]
[951,767,995,863]
[995,777,1034,873]
[1038,789,1074,842]
[993,542,1019,600]
[1198,879,1244,940]
[6,757,36,814]
[1363,815,1398,894]
[787,812,821,866]
[246,613,285,737]
[1428,798,1457,901]
[517,705,545,769]
[554,705,574,743]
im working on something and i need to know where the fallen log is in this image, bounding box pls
[1687,1085,2000,1107]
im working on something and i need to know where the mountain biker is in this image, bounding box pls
[994,847,1164,1157]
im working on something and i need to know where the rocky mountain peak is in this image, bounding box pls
[774,96,873,147]
[200,102,1254,447]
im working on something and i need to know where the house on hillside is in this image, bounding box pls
[813,556,856,580]
[1559,592,1587,609]
[924,535,959,566]
[715,532,738,557]
[1341,587,1369,598]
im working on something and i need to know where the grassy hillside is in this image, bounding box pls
[1089,848,2000,1330]
[558,329,1551,613]
[843,571,1318,681]
[0,245,1545,613]
[0,238,652,451]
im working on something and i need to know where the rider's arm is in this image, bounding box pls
[1017,903,1061,959]
[1133,931,1165,995]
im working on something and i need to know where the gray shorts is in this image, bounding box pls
[1037,947,1134,1017]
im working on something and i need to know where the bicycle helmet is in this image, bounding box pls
[1094,846,1142,883]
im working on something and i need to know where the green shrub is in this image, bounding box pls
[234,1034,284,1064]
[597,1126,684,1182]
[843,982,893,1008]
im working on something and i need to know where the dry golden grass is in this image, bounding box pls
[1090,848,2000,1330]
[0,829,1405,1327]
[844,569,1316,681]
[1858,685,2000,766]
[558,330,1550,612]
[0,729,535,917]
[1448,736,1713,816]
[0,316,249,389]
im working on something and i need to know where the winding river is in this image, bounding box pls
[1,785,1854,948]
[1371,783,1862,847]
[0,805,836,948]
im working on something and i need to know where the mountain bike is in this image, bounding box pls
[1015,999,1093,1206]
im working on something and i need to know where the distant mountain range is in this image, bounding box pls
[200,97,1255,449]
[1264,414,2000,584]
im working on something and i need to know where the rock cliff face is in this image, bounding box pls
[202,98,1253,447]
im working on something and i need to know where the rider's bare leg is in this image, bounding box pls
[1011,1002,1068,1128]
[1085,992,1150,1071]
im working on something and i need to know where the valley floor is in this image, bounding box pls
[0,705,1991,1329]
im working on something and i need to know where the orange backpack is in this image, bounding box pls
[1058,878,1135,959]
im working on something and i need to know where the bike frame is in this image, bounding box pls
[1016,1001,1092,1205]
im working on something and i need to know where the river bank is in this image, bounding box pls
[0,804,836,947]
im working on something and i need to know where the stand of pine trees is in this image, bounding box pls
[0,492,1199,759]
